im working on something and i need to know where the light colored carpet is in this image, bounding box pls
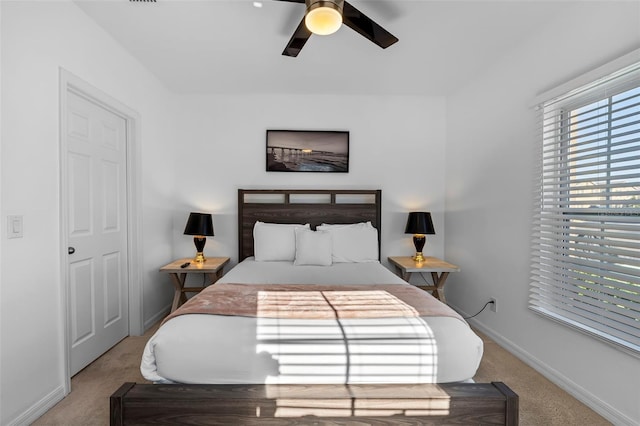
[472,331,610,425]
[33,324,610,425]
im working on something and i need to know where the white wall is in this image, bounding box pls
[0,2,176,424]
[444,2,640,424]
[169,93,448,275]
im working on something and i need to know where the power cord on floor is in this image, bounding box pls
[414,273,494,319]
[463,300,495,319]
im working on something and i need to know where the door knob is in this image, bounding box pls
[68,247,75,255]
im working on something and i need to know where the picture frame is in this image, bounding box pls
[266,130,349,173]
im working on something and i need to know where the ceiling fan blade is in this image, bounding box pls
[282,17,312,57]
[342,1,398,49]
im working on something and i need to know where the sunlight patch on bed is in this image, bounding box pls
[255,290,439,385]
[256,290,423,319]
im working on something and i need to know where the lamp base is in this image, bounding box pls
[412,234,426,263]
[193,236,207,263]
[413,252,425,263]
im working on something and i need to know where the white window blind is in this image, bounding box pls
[531,61,640,354]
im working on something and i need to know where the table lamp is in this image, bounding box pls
[404,212,435,262]
[184,212,214,263]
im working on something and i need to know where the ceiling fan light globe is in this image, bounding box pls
[305,5,342,36]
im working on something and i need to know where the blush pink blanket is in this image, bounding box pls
[163,283,465,324]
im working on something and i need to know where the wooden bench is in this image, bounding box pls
[110,382,518,425]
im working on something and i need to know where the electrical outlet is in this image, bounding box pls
[489,298,497,313]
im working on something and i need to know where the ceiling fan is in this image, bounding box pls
[275,0,399,57]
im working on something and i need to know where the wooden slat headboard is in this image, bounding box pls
[238,189,382,261]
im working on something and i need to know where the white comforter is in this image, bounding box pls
[141,259,483,384]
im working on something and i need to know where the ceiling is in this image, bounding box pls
[76,0,568,96]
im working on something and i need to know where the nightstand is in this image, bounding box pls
[388,256,460,304]
[160,257,230,312]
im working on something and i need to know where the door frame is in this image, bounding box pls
[59,69,143,394]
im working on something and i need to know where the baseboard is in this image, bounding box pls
[451,303,636,426]
[6,385,65,426]
[143,303,170,331]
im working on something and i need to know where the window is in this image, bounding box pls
[531,62,640,354]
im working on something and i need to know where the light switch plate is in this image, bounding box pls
[7,215,23,239]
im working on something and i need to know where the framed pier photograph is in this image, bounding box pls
[266,130,349,173]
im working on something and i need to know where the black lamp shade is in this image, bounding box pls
[184,212,214,237]
[405,212,435,235]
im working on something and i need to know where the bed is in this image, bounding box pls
[141,257,483,385]
[114,189,518,424]
[141,189,482,385]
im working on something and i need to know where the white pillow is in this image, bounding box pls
[253,221,310,262]
[317,222,379,263]
[294,228,333,266]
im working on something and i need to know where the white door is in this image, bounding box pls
[66,90,129,376]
